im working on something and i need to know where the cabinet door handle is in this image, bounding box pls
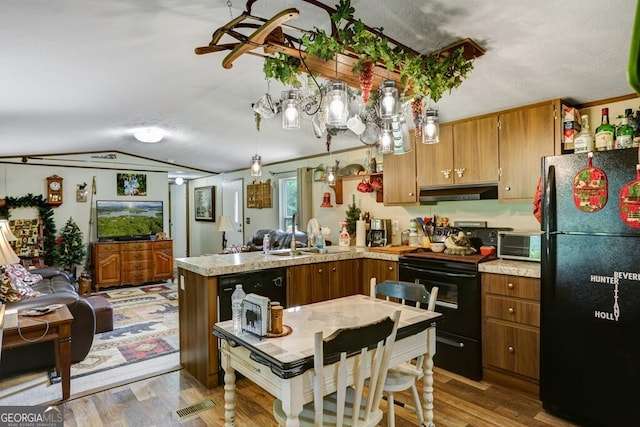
[454,167,465,178]
[504,186,511,191]
[507,282,514,289]
[441,169,452,179]
[408,192,414,196]
[388,266,394,271]
[508,307,514,314]
[508,346,515,353]
[332,267,336,272]
[318,269,323,274]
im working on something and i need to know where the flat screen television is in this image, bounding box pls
[96,200,164,241]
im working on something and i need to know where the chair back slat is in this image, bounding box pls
[312,310,401,427]
[370,278,438,312]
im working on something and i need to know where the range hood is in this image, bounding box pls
[419,184,498,203]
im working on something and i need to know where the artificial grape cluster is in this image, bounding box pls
[359,60,374,104]
[411,97,423,138]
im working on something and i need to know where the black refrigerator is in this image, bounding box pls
[541,148,640,426]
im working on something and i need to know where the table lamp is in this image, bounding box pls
[216,215,236,250]
[0,220,19,265]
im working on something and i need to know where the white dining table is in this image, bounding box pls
[213,294,442,427]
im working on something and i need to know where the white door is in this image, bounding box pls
[169,183,188,258]
[222,179,244,248]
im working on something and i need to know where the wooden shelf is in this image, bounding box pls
[335,173,383,204]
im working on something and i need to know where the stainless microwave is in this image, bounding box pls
[497,231,542,262]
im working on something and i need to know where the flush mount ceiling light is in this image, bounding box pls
[174,177,184,185]
[134,127,164,143]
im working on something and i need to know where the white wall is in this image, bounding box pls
[0,163,170,268]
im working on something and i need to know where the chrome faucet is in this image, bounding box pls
[290,213,297,251]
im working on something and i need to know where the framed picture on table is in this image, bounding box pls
[194,186,215,221]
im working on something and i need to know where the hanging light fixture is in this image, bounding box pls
[325,80,349,128]
[250,154,262,176]
[379,120,393,154]
[379,80,399,119]
[422,108,440,144]
[325,166,336,186]
[282,90,301,129]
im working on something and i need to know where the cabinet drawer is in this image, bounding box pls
[483,274,540,300]
[122,270,152,284]
[122,260,151,271]
[121,250,151,262]
[153,240,173,249]
[484,320,539,380]
[485,295,540,327]
[121,242,152,251]
[96,244,120,254]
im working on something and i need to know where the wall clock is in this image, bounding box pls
[46,175,63,206]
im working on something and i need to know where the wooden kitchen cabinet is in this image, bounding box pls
[382,131,418,205]
[481,272,540,396]
[498,100,566,203]
[363,259,398,295]
[287,259,360,306]
[417,116,499,187]
[93,240,174,291]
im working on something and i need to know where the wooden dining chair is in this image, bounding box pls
[272,310,401,427]
[370,278,438,427]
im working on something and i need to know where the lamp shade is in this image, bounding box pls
[0,220,18,241]
[282,90,301,130]
[0,230,20,265]
[215,215,236,232]
[379,80,399,118]
[326,80,349,128]
[251,154,262,177]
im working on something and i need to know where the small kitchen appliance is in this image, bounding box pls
[368,218,391,247]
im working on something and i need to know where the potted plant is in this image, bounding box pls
[344,194,362,244]
[57,217,85,282]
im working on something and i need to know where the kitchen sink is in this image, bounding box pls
[267,247,341,257]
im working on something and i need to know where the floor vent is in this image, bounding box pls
[174,398,217,419]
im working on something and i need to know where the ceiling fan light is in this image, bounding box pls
[251,154,262,176]
[134,127,164,143]
[422,109,440,144]
[326,81,349,129]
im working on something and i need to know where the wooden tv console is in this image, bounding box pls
[92,240,173,291]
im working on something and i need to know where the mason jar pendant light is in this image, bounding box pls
[282,90,301,129]
[379,120,393,154]
[422,108,440,144]
[250,154,262,176]
[379,80,399,118]
[326,80,349,128]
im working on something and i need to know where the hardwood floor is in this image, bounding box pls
[59,367,579,426]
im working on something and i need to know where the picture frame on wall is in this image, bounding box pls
[117,173,147,196]
[194,186,215,221]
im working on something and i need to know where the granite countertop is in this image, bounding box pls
[479,259,541,278]
[175,247,400,277]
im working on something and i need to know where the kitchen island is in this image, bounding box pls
[175,247,400,388]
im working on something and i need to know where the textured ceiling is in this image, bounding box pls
[1,0,637,176]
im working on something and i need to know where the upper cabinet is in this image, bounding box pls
[498,100,564,203]
[417,115,499,187]
[382,132,418,205]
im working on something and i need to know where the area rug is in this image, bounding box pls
[0,282,180,405]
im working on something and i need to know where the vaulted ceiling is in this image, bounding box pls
[2,0,637,177]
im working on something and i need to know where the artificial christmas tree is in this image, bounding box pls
[58,217,85,281]
[344,195,362,241]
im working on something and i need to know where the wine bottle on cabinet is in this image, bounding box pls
[616,117,634,149]
[574,115,595,153]
[595,108,615,151]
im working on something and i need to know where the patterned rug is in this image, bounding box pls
[0,282,180,405]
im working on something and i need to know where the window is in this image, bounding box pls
[279,176,297,230]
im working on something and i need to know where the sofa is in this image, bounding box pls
[245,229,308,252]
[0,267,96,376]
